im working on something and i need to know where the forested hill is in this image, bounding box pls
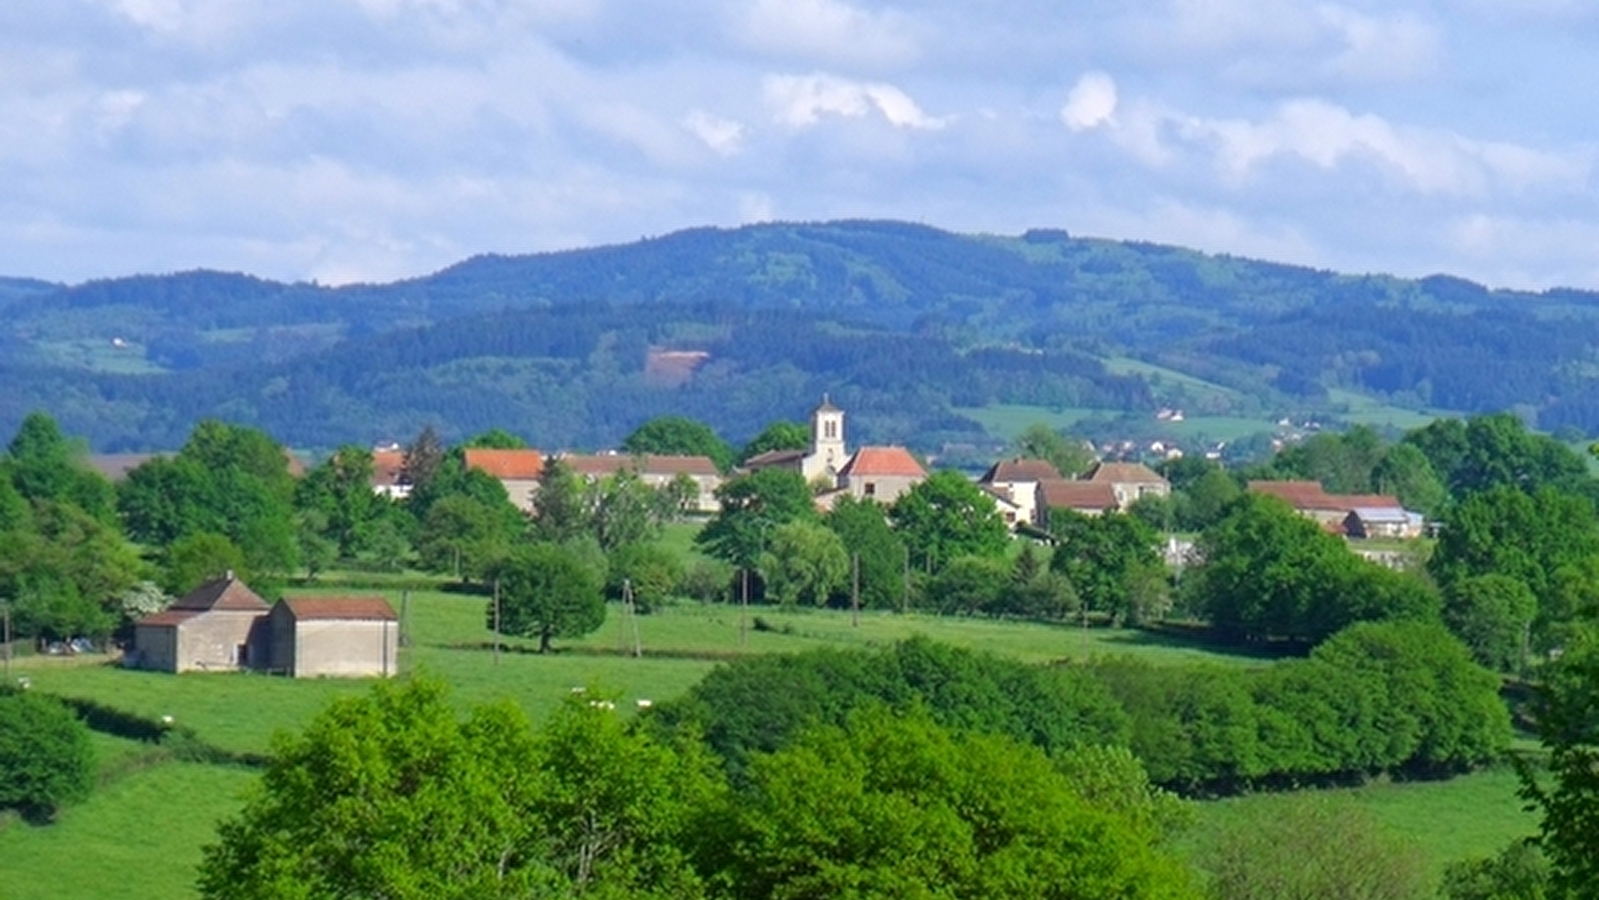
[4,219,1599,452]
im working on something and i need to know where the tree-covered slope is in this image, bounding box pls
[3,220,1599,450]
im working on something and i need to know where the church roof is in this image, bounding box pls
[840,446,925,478]
[813,393,842,414]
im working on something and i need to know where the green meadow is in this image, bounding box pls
[0,588,1539,900]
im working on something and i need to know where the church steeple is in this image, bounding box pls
[807,394,847,482]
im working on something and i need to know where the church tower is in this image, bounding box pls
[804,394,847,483]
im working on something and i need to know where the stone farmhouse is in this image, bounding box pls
[1029,461,1172,529]
[979,457,1062,527]
[129,575,398,678]
[1247,480,1422,538]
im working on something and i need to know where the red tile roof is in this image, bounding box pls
[169,576,271,613]
[464,449,545,480]
[280,596,398,621]
[371,450,406,488]
[840,446,926,478]
[980,457,1063,484]
[1038,480,1119,512]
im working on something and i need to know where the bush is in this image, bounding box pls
[0,687,95,819]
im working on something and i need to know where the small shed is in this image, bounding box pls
[1344,507,1422,540]
[265,596,399,678]
[130,576,270,673]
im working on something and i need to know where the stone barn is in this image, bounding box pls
[265,596,399,678]
[130,575,270,673]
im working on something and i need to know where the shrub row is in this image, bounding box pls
[652,621,1511,795]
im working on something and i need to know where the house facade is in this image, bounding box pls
[1035,480,1121,526]
[129,576,270,673]
[836,446,927,505]
[979,458,1063,527]
[562,453,723,512]
[1083,462,1171,510]
[463,448,546,512]
[265,596,399,678]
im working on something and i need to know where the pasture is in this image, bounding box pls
[0,591,1541,899]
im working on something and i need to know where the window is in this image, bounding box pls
[864,482,876,496]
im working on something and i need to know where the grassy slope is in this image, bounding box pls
[1,580,1533,899]
[1189,767,1538,884]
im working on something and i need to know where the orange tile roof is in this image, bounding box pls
[463,449,545,480]
[840,446,926,478]
[280,596,397,621]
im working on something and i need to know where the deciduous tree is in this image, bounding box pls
[493,542,605,653]
[889,469,1008,572]
[0,687,95,820]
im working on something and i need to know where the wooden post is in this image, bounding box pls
[901,545,910,614]
[2,603,10,682]
[740,568,749,648]
[492,577,502,666]
[851,553,860,628]
[398,589,411,648]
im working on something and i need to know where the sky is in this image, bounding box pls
[2,0,1597,290]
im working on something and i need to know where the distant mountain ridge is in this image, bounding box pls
[3,220,1598,452]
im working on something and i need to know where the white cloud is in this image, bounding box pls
[763,73,947,130]
[1060,71,1118,132]
[1184,99,1586,196]
[682,110,746,156]
[733,0,919,68]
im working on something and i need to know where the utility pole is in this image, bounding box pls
[398,589,411,648]
[740,568,749,648]
[2,603,10,682]
[492,577,502,666]
[851,553,860,628]
[623,579,642,658]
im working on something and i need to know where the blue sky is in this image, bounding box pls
[2,0,1595,290]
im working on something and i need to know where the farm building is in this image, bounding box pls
[129,575,270,673]
[264,596,399,678]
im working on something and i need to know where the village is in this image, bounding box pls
[109,396,1428,678]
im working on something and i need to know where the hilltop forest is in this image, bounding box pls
[4,220,1599,452]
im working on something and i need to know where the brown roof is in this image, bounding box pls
[1038,480,1120,512]
[371,450,406,488]
[1337,494,1402,509]
[744,448,807,469]
[559,453,719,478]
[279,596,398,622]
[980,457,1062,484]
[840,446,926,478]
[464,448,545,480]
[1247,480,1338,509]
[170,576,271,613]
[1248,480,1398,513]
[135,609,201,628]
[87,453,164,483]
[1086,461,1167,486]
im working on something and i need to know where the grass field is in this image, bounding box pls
[0,588,1540,899]
[1189,766,1539,884]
